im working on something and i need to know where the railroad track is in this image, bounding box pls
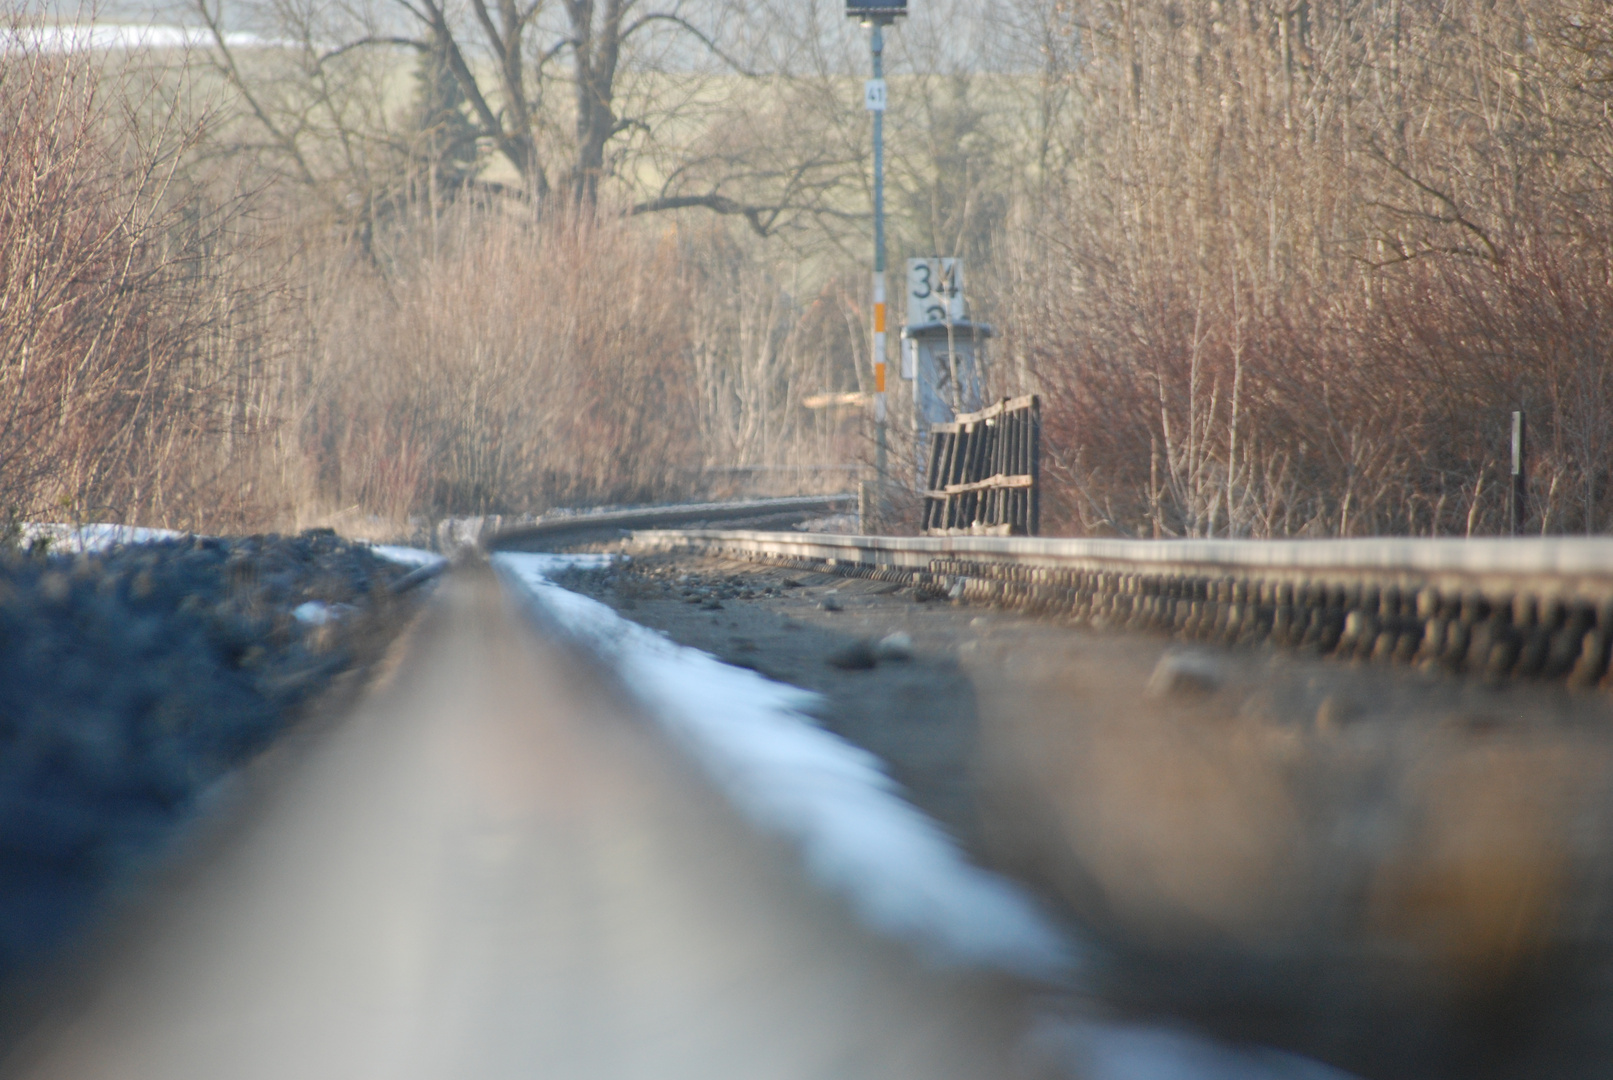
[0,525,1379,1080]
[18,508,1610,1079]
[474,493,855,550]
[600,529,1613,690]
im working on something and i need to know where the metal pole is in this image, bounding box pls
[1511,409,1527,536]
[870,21,888,531]
[943,289,961,413]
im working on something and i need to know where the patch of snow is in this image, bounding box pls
[492,551,1078,984]
[292,601,334,626]
[366,545,448,570]
[793,512,859,534]
[2,22,276,54]
[20,523,186,553]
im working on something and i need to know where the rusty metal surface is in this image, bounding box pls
[626,530,1613,601]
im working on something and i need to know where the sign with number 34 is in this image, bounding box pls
[906,258,964,327]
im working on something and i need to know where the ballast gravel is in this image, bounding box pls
[0,530,421,973]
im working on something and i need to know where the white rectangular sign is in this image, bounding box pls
[906,257,964,326]
[864,78,887,112]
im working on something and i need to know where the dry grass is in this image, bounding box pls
[271,210,872,528]
[48,1,1613,540]
[290,211,705,520]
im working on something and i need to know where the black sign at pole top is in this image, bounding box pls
[846,0,907,18]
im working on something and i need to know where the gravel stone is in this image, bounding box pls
[874,632,915,662]
[0,530,417,974]
[1144,650,1225,698]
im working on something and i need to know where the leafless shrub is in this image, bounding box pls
[284,208,711,519]
[1001,0,1613,538]
[677,223,869,495]
[0,29,285,531]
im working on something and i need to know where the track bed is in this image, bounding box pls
[559,549,1613,1080]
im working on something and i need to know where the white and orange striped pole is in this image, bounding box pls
[868,20,889,525]
[873,274,887,421]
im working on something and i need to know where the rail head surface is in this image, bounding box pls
[630,530,1613,601]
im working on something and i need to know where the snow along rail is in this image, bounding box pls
[577,529,1613,689]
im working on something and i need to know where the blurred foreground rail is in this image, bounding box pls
[608,530,1613,689]
[0,566,1041,1080]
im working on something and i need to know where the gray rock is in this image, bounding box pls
[874,632,914,661]
[1145,651,1225,698]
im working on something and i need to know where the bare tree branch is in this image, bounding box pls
[318,35,429,65]
[620,12,759,77]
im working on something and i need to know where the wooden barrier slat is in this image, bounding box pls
[922,397,1041,537]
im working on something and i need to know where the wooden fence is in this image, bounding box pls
[921,395,1040,536]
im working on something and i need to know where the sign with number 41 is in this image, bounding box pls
[864,78,887,111]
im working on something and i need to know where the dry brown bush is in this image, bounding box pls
[285,210,710,520]
[0,34,287,532]
[1000,0,1613,538]
[278,208,880,524]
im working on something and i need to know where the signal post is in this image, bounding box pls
[849,0,905,532]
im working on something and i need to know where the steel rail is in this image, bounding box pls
[626,529,1613,688]
[487,494,854,551]
[2,567,1035,1079]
